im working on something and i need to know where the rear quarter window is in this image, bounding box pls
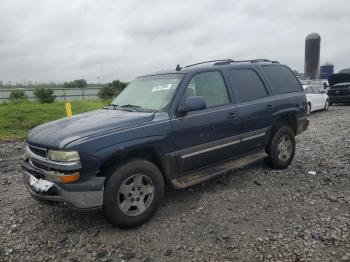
[229,69,268,103]
[262,65,302,94]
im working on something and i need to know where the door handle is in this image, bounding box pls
[265,104,273,111]
[226,111,237,119]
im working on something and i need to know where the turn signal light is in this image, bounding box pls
[45,171,80,184]
[60,172,80,184]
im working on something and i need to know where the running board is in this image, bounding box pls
[171,149,267,189]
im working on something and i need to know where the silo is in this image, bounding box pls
[304,33,321,79]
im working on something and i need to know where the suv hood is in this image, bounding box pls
[27,109,155,149]
[328,73,350,87]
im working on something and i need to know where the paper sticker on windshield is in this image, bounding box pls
[152,84,172,92]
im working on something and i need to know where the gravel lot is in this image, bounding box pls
[1,106,350,262]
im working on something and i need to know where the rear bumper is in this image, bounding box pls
[22,160,105,210]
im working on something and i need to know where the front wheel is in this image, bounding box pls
[104,159,164,228]
[265,125,295,169]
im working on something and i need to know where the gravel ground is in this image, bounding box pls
[1,106,350,262]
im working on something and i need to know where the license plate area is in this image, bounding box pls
[27,173,54,193]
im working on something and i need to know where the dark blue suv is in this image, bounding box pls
[22,59,308,228]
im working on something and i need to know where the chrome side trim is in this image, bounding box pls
[241,132,266,142]
[26,146,81,171]
[181,139,241,159]
[180,131,267,159]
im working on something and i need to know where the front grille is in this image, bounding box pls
[30,160,50,171]
[28,144,47,158]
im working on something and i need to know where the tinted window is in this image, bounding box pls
[262,65,301,94]
[230,69,268,102]
[185,71,230,107]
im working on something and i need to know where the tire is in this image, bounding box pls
[264,125,295,169]
[104,159,164,228]
[324,99,329,111]
[307,103,311,116]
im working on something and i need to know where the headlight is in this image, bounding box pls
[47,150,80,162]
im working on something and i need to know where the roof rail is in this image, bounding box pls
[231,59,279,64]
[183,59,233,69]
[175,58,279,71]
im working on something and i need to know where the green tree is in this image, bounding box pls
[63,79,88,88]
[9,90,28,101]
[33,87,56,103]
[74,79,88,88]
[111,79,127,92]
[97,85,120,99]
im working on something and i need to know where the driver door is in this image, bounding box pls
[171,71,241,175]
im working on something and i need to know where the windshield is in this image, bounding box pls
[111,74,184,111]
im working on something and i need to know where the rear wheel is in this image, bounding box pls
[307,103,311,116]
[104,159,164,228]
[324,99,329,110]
[265,125,295,169]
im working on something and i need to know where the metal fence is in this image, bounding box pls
[0,87,101,102]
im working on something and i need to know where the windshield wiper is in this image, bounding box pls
[105,104,134,112]
[120,104,141,109]
[119,104,143,112]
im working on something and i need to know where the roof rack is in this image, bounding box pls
[175,58,279,71]
[233,59,280,64]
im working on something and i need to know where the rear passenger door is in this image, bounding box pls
[311,87,324,109]
[228,68,273,152]
[261,65,307,126]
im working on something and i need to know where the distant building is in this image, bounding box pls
[304,33,321,79]
[320,63,334,79]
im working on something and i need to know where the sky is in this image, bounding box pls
[0,0,350,84]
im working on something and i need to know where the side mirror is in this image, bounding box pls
[178,96,206,114]
[321,91,325,94]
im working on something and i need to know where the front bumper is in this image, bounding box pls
[22,160,105,210]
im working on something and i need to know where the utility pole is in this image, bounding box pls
[100,62,103,87]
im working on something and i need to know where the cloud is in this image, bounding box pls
[0,0,349,83]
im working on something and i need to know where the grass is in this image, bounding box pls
[0,99,111,140]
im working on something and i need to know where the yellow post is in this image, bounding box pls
[65,102,73,117]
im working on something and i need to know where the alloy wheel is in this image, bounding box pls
[117,174,154,216]
[277,135,292,162]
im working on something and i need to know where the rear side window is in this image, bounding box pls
[262,65,301,94]
[230,69,268,102]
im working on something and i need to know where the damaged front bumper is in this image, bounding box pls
[22,159,105,210]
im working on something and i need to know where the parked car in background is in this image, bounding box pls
[22,59,308,228]
[303,84,329,115]
[327,73,350,105]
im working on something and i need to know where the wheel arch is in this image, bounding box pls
[272,112,298,135]
[97,146,172,185]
